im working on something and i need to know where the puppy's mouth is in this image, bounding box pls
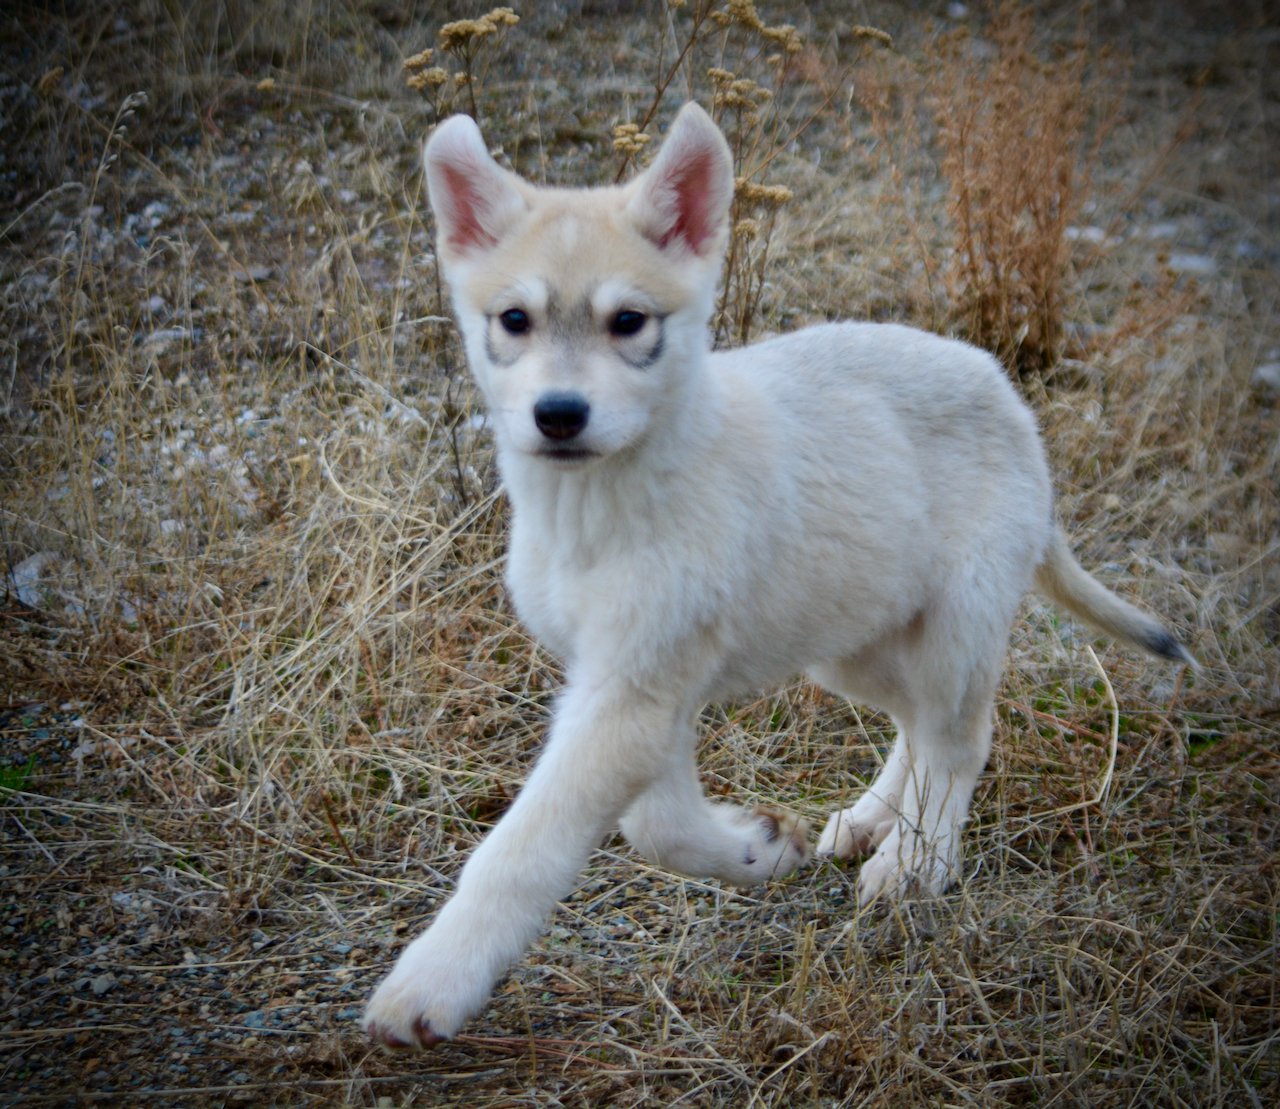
[537,446,599,465]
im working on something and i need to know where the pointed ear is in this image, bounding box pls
[423,115,527,262]
[624,103,734,260]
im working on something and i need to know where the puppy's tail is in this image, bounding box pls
[1034,527,1195,665]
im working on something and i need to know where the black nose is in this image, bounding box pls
[533,392,590,441]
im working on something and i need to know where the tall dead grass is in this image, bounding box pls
[933,5,1108,375]
[1,2,1276,1106]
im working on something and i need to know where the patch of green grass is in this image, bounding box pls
[0,754,37,795]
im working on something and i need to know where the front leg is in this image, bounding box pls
[363,676,681,1047]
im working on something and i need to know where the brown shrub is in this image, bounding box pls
[927,4,1114,376]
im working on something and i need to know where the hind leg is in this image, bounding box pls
[812,604,1011,903]
[852,694,995,904]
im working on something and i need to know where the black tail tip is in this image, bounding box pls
[1144,628,1197,668]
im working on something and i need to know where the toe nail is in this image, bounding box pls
[415,1017,445,1048]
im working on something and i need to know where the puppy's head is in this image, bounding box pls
[422,104,733,466]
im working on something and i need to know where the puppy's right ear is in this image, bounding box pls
[423,115,527,262]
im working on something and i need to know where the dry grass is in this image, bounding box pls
[1,2,1277,1105]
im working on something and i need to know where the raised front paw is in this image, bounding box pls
[362,929,495,1049]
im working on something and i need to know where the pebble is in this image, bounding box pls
[1167,252,1216,277]
[1251,362,1280,397]
[232,263,273,283]
[142,326,191,347]
[9,551,56,609]
[1066,225,1108,245]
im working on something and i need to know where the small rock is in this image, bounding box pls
[1167,252,1216,277]
[1066,225,1108,245]
[10,551,56,609]
[232,264,273,284]
[90,973,117,996]
[142,326,190,347]
[1251,362,1280,397]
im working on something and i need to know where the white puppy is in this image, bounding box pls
[363,103,1191,1047]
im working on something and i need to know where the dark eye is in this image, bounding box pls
[498,308,530,335]
[610,309,647,337]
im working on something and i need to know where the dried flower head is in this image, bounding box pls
[761,23,803,54]
[439,6,520,51]
[714,77,772,113]
[406,67,449,92]
[402,48,435,71]
[851,25,894,49]
[612,122,652,155]
[485,6,519,27]
[438,19,497,51]
[723,0,765,32]
[735,178,793,209]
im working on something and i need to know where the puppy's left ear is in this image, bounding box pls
[624,103,733,260]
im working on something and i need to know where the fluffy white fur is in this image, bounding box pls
[363,103,1190,1048]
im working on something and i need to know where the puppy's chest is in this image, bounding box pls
[504,554,578,659]
[503,512,704,667]
[503,529,628,660]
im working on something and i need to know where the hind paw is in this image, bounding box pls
[854,822,959,906]
[816,794,897,860]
